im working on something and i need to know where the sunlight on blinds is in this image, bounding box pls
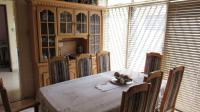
[127,4,166,72]
[162,0,200,111]
[107,0,132,6]
[103,7,128,70]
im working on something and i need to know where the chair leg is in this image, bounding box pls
[34,104,39,112]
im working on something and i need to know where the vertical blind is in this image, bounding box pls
[127,3,166,72]
[103,7,128,70]
[162,0,200,111]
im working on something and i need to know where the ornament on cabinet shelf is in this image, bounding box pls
[63,0,98,5]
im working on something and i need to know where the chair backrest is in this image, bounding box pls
[120,83,151,112]
[96,51,110,73]
[145,71,163,112]
[76,54,92,77]
[0,78,12,112]
[144,52,162,74]
[160,66,185,112]
[49,56,70,84]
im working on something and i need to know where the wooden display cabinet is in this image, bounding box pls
[38,63,50,87]
[75,10,88,38]
[37,7,58,62]
[89,11,101,54]
[69,60,77,79]
[57,8,74,37]
[28,0,105,90]
[91,55,97,74]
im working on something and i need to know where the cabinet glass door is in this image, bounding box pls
[89,13,101,54]
[38,8,57,62]
[75,11,88,36]
[58,9,73,36]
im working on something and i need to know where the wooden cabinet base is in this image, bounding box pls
[69,60,77,80]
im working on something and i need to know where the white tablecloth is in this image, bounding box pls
[39,70,166,112]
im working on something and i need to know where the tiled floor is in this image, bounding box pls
[0,68,34,112]
[21,108,34,112]
[0,68,21,103]
[0,107,34,112]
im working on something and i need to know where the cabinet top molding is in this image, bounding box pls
[28,0,106,11]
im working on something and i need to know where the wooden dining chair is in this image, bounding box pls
[49,56,70,84]
[0,78,39,112]
[144,71,163,112]
[76,54,92,77]
[159,66,185,112]
[96,51,110,73]
[144,52,162,75]
[120,83,151,112]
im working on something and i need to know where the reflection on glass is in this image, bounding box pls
[48,11,54,22]
[89,36,95,44]
[82,14,87,23]
[95,36,100,44]
[60,11,72,34]
[95,25,100,34]
[90,16,95,24]
[82,24,87,33]
[89,14,101,53]
[40,10,48,22]
[49,23,55,34]
[67,14,72,22]
[40,9,56,61]
[90,45,95,53]
[49,36,55,47]
[67,23,72,33]
[49,48,56,58]
[42,36,48,47]
[61,23,66,33]
[41,23,47,34]
[95,45,99,53]
[96,15,100,24]
[90,25,95,34]
[77,13,82,23]
[42,48,49,59]
[77,24,81,33]
[60,13,66,22]
[76,13,87,34]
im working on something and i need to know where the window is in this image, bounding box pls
[127,3,166,72]
[107,0,132,6]
[162,0,200,111]
[103,1,167,71]
[103,7,129,70]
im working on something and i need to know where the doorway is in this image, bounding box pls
[0,5,11,72]
[0,2,21,103]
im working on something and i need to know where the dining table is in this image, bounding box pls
[39,70,166,112]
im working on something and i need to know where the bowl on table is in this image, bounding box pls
[110,72,133,85]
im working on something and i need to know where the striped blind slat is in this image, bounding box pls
[103,7,128,70]
[127,3,166,71]
[162,0,200,111]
